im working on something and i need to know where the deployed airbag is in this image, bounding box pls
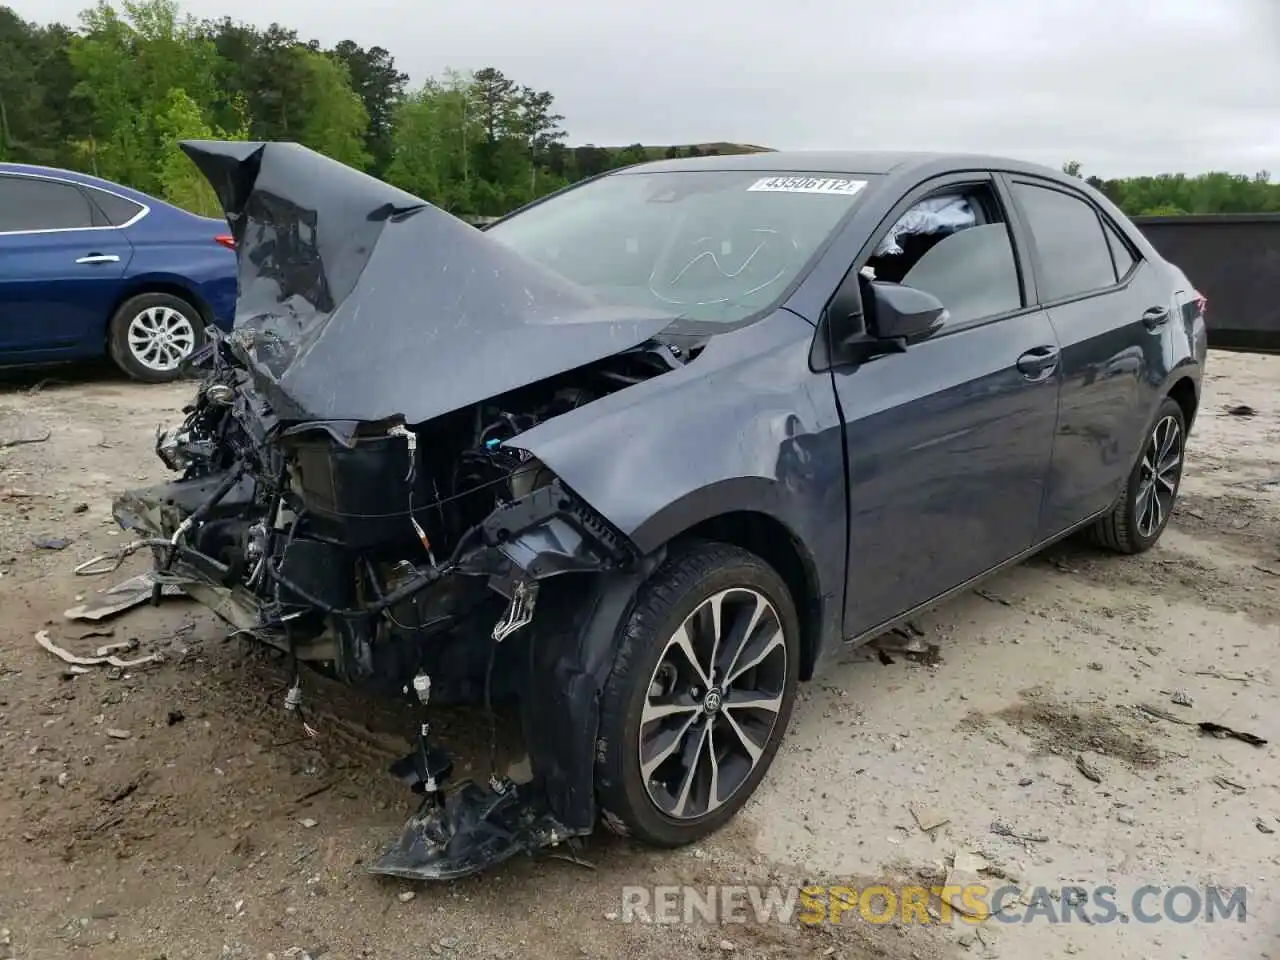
[875,195,976,256]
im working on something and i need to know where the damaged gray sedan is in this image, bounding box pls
[112,142,1206,879]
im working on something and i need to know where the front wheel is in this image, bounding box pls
[595,541,800,847]
[1089,396,1187,553]
[108,292,205,383]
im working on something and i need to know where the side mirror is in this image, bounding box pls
[868,281,947,342]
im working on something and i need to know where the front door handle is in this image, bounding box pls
[1016,345,1060,380]
[75,254,120,264]
[1142,305,1170,330]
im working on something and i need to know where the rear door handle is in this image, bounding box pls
[1016,345,1060,380]
[1142,305,1170,330]
[75,254,120,264]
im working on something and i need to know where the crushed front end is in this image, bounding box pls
[107,139,687,879]
[111,332,675,877]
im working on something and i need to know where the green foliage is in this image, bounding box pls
[3,0,1277,221]
[293,48,371,169]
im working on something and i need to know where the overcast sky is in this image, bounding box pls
[15,0,1280,177]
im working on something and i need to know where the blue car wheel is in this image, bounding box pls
[107,292,206,383]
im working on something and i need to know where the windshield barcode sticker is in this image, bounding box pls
[747,177,867,195]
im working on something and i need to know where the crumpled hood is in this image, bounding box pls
[181,140,678,424]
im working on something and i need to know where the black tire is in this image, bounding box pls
[1089,396,1187,554]
[108,292,206,383]
[595,540,801,847]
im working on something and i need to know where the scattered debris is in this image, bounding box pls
[1198,721,1267,747]
[876,648,894,666]
[1224,404,1256,417]
[974,588,1012,606]
[33,536,72,551]
[1116,809,1136,825]
[990,820,1049,843]
[0,428,52,448]
[1193,669,1251,683]
[1137,703,1193,726]
[1256,819,1275,835]
[105,728,132,740]
[717,938,736,952]
[298,818,319,829]
[35,630,161,670]
[1017,776,1033,787]
[1211,775,1247,794]
[875,630,929,655]
[63,571,186,622]
[1170,690,1194,707]
[910,803,950,833]
[1087,661,1104,671]
[397,890,416,903]
[1075,754,1104,783]
[73,502,89,514]
[944,851,989,917]
[167,710,185,726]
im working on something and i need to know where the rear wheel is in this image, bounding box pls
[595,541,800,846]
[108,292,205,383]
[1089,397,1186,554]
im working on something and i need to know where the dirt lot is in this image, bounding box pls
[0,351,1276,960]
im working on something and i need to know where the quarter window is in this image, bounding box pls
[87,187,145,226]
[1102,217,1136,280]
[0,177,98,232]
[1011,182,1116,300]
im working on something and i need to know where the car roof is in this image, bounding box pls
[616,150,1069,181]
[0,162,159,206]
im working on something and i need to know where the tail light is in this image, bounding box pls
[214,234,236,251]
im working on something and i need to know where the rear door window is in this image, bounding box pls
[1010,182,1116,301]
[0,176,98,233]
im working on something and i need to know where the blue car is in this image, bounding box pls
[0,164,236,382]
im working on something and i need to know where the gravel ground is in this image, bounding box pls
[0,351,1276,960]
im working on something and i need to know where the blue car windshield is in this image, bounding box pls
[486,170,877,324]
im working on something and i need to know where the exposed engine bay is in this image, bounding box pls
[112,332,683,878]
[106,138,701,880]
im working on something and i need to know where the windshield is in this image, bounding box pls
[486,170,877,324]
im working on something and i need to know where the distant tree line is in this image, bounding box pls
[1062,160,1280,216]
[1,1,1275,219]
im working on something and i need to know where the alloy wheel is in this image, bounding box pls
[638,587,789,820]
[127,306,196,373]
[1135,414,1183,539]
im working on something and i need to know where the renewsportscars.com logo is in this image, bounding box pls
[616,884,1249,926]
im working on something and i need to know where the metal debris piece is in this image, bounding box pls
[876,630,930,655]
[1198,721,1268,747]
[1137,703,1193,725]
[33,536,72,550]
[1170,690,1194,707]
[1193,669,1251,682]
[1224,404,1256,417]
[105,728,132,740]
[974,588,1013,606]
[910,803,950,832]
[63,571,186,622]
[1211,775,1246,794]
[1256,819,1275,835]
[0,428,52,448]
[990,820,1049,843]
[1075,754,1104,784]
[35,630,161,670]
